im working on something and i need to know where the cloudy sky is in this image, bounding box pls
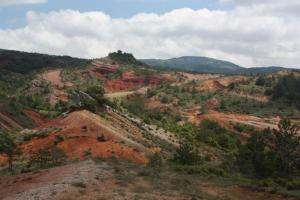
[0,0,299,68]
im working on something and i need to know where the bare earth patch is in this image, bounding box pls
[0,160,113,200]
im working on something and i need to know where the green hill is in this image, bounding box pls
[141,56,294,74]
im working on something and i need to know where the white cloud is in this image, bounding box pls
[0,0,47,6]
[220,0,300,18]
[0,5,300,68]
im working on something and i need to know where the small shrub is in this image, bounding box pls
[148,153,164,169]
[71,181,86,188]
[84,148,92,157]
[54,135,65,145]
[286,179,300,190]
[174,142,202,165]
[97,134,107,142]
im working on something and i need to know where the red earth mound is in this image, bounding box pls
[198,80,226,92]
[104,71,167,93]
[89,59,119,78]
[22,110,149,164]
[197,76,245,92]
[0,155,7,166]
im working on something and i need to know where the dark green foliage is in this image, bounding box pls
[29,145,66,168]
[54,135,65,145]
[81,98,97,113]
[122,96,145,116]
[272,74,300,104]
[237,130,274,177]
[0,131,21,172]
[286,179,300,190]
[0,70,34,96]
[0,49,88,74]
[148,153,164,169]
[108,50,140,65]
[197,120,239,151]
[85,86,105,104]
[216,93,300,117]
[97,134,107,142]
[233,123,255,134]
[237,119,300,178]
[255,76,266,86]
[160,95,172,104]
[273,119,300,176]
[174,141,202,165]
[54,100,69,113]
[71,181,86,188]
[146,88,157,98]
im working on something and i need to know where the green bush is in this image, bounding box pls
[272,74,300,104]
[174,142,202,165]
[54,135,65,145]
[237,119,300,179]
[197,120,239,151]
[148,153,164,169]
[108,50,140,65]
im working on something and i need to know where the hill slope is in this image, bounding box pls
[141,56,293,74]
[0,49,88,74]
[141,56,243,74]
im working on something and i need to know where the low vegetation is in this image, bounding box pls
[0,131,21,172]
[108,50,141,65]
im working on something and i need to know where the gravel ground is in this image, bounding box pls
[0,160,112,200]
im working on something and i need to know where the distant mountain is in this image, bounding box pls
[239,66,290,75]
[140,56,294,74]
[141,56,243,74]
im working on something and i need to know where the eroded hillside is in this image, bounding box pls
[0,50,300,200]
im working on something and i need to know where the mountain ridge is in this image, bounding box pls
[140,56,297,74]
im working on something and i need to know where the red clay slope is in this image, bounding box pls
[22,110,149,164]
[105,71,167,93]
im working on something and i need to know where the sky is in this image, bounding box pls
[0,0,300,68]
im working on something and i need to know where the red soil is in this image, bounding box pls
[185,110,279,133]
[206,98,219,110]
[50,89,69,107]
[0,155,7,166]
[198,76,245,92]
[22,110,149,164]
[198,79,226,92]
[58,138,148,164]
[43,70,64,87]
[23,109,48,126]
[89,59,119,78]
[217,76,245,86]
[104,71,167,93]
